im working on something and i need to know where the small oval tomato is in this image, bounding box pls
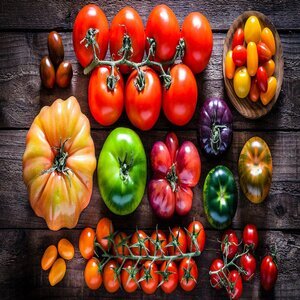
[226,270,243,300]
[159,261,178,294]
[58,238,74,260]
[260,254,278,291]
[243,224,259,250]
[232,45,247,67]
[140,261,159,294]
[209,258,225,290]
[260,76,277,105]
[256,66,268,92]
[56,61,73,88]
[96,217,114,252]
[247,42,258,76]
[41,245,58,271]
[121,260,139,293]
[149,230,168,260]
[47,31,64,66]
[263,59,275,77]
[113,232,129,263]
[84,257,102,290]
[225,50,235,79]
[40,56,55,89]
[168,227,187,255]
[221,229,239,259]
[261,27,276,55]
[49,258,66,286]
[79,227,95,260]
[240,252,256,281]
[249,77,260,102]
[233,67,251,98]
[232,28,244,50]
[257,42,272,63]
[103,260,120,293]
[187,221,206,252]
[179,257,198,292]
[244,16,261,44]
[131,230,149,256]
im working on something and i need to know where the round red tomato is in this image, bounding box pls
[110,7,145,74]
[162,64,197,126]
[232,45,247,67]
[149,230,168,260]
[79,227,95,260]
[260,254,278,291]
[73,4,109,67]
[182,12,213,74]
[103,260,120,293]
[88,66,124,126]
[121,260,139,293]
[140,261,159,294]
[159,261,178,294]
[186,221,206,252]
[168,227,187,256]
[125,67,162,130]
[145,4,180,62]
[243,224,259,250]
[221,229,239,259]
[226,270,243,300]
[240,252,256,281]
[209,258,225,290]
[130,230,149,256]
[179,257,198,292]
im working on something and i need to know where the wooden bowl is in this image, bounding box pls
[223,11,284,119]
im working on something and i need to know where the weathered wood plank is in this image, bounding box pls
[0,130,299,230]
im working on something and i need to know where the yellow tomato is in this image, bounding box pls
[41,245,57,271]
[247,42,258,76]
[49,258,66,286]
[225,50,235,79]
[233,67,251,98]
[58,238,74,260]
[260,76,277,105]
[263,59,275,77]
[244,16,261,43]
[261,27,276,55]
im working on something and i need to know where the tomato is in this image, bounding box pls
[131,230,149,256]
[98,128,147,215]
[226,270,243,300]
[187,221,206,252]
[125,67,162,130]
[140,261,159,294]
[168,227,187,255]
[121,260,139,293]
[96,217,114,252]
[56,61,73,88]
[260,254,278,291]
[23,97,96,230]
[247,42,258,76]
[257,42,272,63]
[225,50,235,79]
[47,31,64,66]
[88,66,124,126]
[49,258,66,286]
[79,227,95,259]
[232,45,247,67]
[113,232,129,262]
[58,238,74,260]
[240,253,256,281]
[40,56,55,89]
[249,77,260,102]
[256,66,268,92]
[84,257,102,290]
[110,7,145,74]
[243,224,259,250]
[238,137,272,203]
[263,59,275,77]
[260,76,277,106]
[162,64,197,126]
[261,27,276,55]
[159,261,178,294]
[182,12,213,73]
[209,258,225,290]
[221,229,239,259]
[179,257,198,292]
[103,260,120,293]
[232,28,244,50]
[73,4,109,67]
[244,16,261,44]
[233,66,251,98]
[149,229,168,259]
[145,4,180,62]
[41,245,57,271]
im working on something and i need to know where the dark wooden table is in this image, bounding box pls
[0,1,299,299]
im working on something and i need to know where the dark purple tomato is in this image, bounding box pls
[40,56,55,89]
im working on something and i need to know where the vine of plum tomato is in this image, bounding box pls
[260,76,277,106]
[168,227,187,255]
[244,15,261,44]
[181,12,213,74]
[261,27,276,55]
[110,7,145,74]
[243,224,259,250]
[221,229,239,259]
[121,260,139,293]
[73,4,109,67]
[49,258,66,286]
[125,66,162,130]
[41,245,58,271]
[57,238,74,260]
[247,42,258,76]
[240,253,256,281]
[233,66,251,98]
[232,45,247,67]
[232,28,244,50]
[263,59,275,77]
[187,221,206,252]
[159,261,178,294]
[149,230,168,259]
[131,230,149,256]
[79,227,95,260]
[257,42,272,63]
[209,258,225,290]
[88,66,124,126]
[96,217,114,252]
[84,257,102,290]
[162,64,197,126]
[140,261,159,294]
[103,260,120,293]
[249,77,260,102]
[226,270,243,300]
[260,254,278,291]
[113,232,129,262]
[179,257,198,292]
[256,66,268,92]
[225,50,235,79]
[145,4,180,62]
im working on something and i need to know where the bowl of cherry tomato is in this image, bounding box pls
[223,11,283,119]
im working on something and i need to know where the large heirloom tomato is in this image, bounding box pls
[23,97,96,230]
[203,166,238,229]
[148,132,201,218]
[238,137,272,203]
[98,128,147,215]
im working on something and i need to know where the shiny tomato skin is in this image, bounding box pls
[260,255,278,291]
[182,12,213,74]
[96,217,114,252]
[103,260,120,293]
[79,227,95,260]
[249,77,260,102]
[221,229,239,259]
[162,64,197,126]
[84,257,102,290]
[240,253,256,281]
[256,66,268,93]
[225,50,235,79]
[263,59,275,77]
[57,238,74,260]
[168,227,187,255]
[187,221,206,252]
[140,261,159,294]
[49,258,66,286]
[41,245,58,271]
[73,4,109,67]
[209,258,225,290]
[261,27,276,55]
[233,66,251,98]
[257,42,272,63]
[260,76,277,105]
[232,28,244,50]
[179,257,198,292]
[121,260,139,293]
[232,45,247,67]
[131,230,149,256]
[243,224,259,250]
[159,261,178,294]
[226,270,243,300]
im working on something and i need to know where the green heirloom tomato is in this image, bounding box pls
[203,166,238,229]
[97,127,147,215]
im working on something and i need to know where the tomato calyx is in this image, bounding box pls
[181,258,197,285]
[139,262,155,283]
[166,227,184,255]
[118,153,134,182]
[80,28,100,52]
[123,262,140,287]
[166,164,178,192]
[130,231,149,256]
[156,261,176,287]
[185,225,202,254]
[211,123,228,155]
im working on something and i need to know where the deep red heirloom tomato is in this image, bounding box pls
[148,132,201,218]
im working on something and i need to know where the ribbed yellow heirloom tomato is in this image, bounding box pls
[23,97,96,230]
[233,67,251,98]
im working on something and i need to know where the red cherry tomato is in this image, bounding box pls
[179,257,198,292]
[260,254,278,291]
[257,42,272,63]
[140,261,159,294]
[130,230,149,256]
[240,252,256,281]
[221,229,239,259]
[121,260,139,293]
[256,66,268,93]
[232,28,245,50]
[249,77,260,102]
[243,224,259,250]
[209,258,226,290]
[159,261,178,294]
[226,270,243,300]
[168,227,187,255]
[149,230,168,261]
[186,221,206,252]
[232,45,247,67]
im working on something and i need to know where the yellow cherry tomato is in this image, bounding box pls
[41,245,58,271]
[260,76,277,105]
[263,59,275,77]
[233,67,251,98]
[244,16,261,43]
[247,42,258,76]
[225,50,235,79]
[58,238,74,261]
[261,27,276,55]
[49,258,67,286]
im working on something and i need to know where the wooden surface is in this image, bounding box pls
[0,1,299,299]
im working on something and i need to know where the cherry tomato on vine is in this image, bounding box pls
[149,230,168,259]
[179,257,198,292]
[57,238,74,260]
[256,66,268,93]
[243,224,259,250]
[257,42,272,63]
[96,217,114,252]
[73,4,109,67]
[79,227,95,260]
[186,221,206,252]
[249,77,260,102]
[159,261,178,294]
[209,258,225,290]
[41,245,57,271]
[140,261,159,294]
[225,50,235,79]
[260,254,278,291]
[221,229,239,259]
[103,260,120,293]
[232,45,247,67]
[131,230,149,256]
[121,260,139,293]
[226,270,243,300]
[84,257,102,290]
[232,28,244,50]
[113,232,129,262]
[168,227,187,255]
[240,252,256,281]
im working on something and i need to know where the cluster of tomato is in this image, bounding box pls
[73,4,213,130]
[225,15,277,105]
[79,217,206,294]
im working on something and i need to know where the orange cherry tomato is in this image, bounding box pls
[41,245,58,271]
[84,257,102,290]
[49,258,66,286]
[261,27,276,55]
[260,76,277,105]
[225,50,235,79]
[103,260,120,293]
[96,217,114,252]
[233,67,251,98]
[121,260,139,293]
[247,42,258,76]
[58,238,74,260]
[113,232,129,263]
[131,230,149,256]
[79,227,95,260]
[244,16,261,44]
[257,42,272,63]
[263,59,275,77]
[249,77,260,102]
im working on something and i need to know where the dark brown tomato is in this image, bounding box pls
[47,31,64,66]
[56,61,73,88]
[40,56,55,89]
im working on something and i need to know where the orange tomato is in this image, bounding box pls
[261,27,276,55]
[121,260,139,293]
[260,76,277,105]
[247,42,258,76]
[103,260,120,293]
[113,232,129,263]
[96,217,114,252]
[41,245,57,271]
[263,59,275,77]
[131,230,149,256]
[79,227,95,259]
[49,258,66,286]
[58,238,74,260]
[225,50,235,79]
[84,257,102,290]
